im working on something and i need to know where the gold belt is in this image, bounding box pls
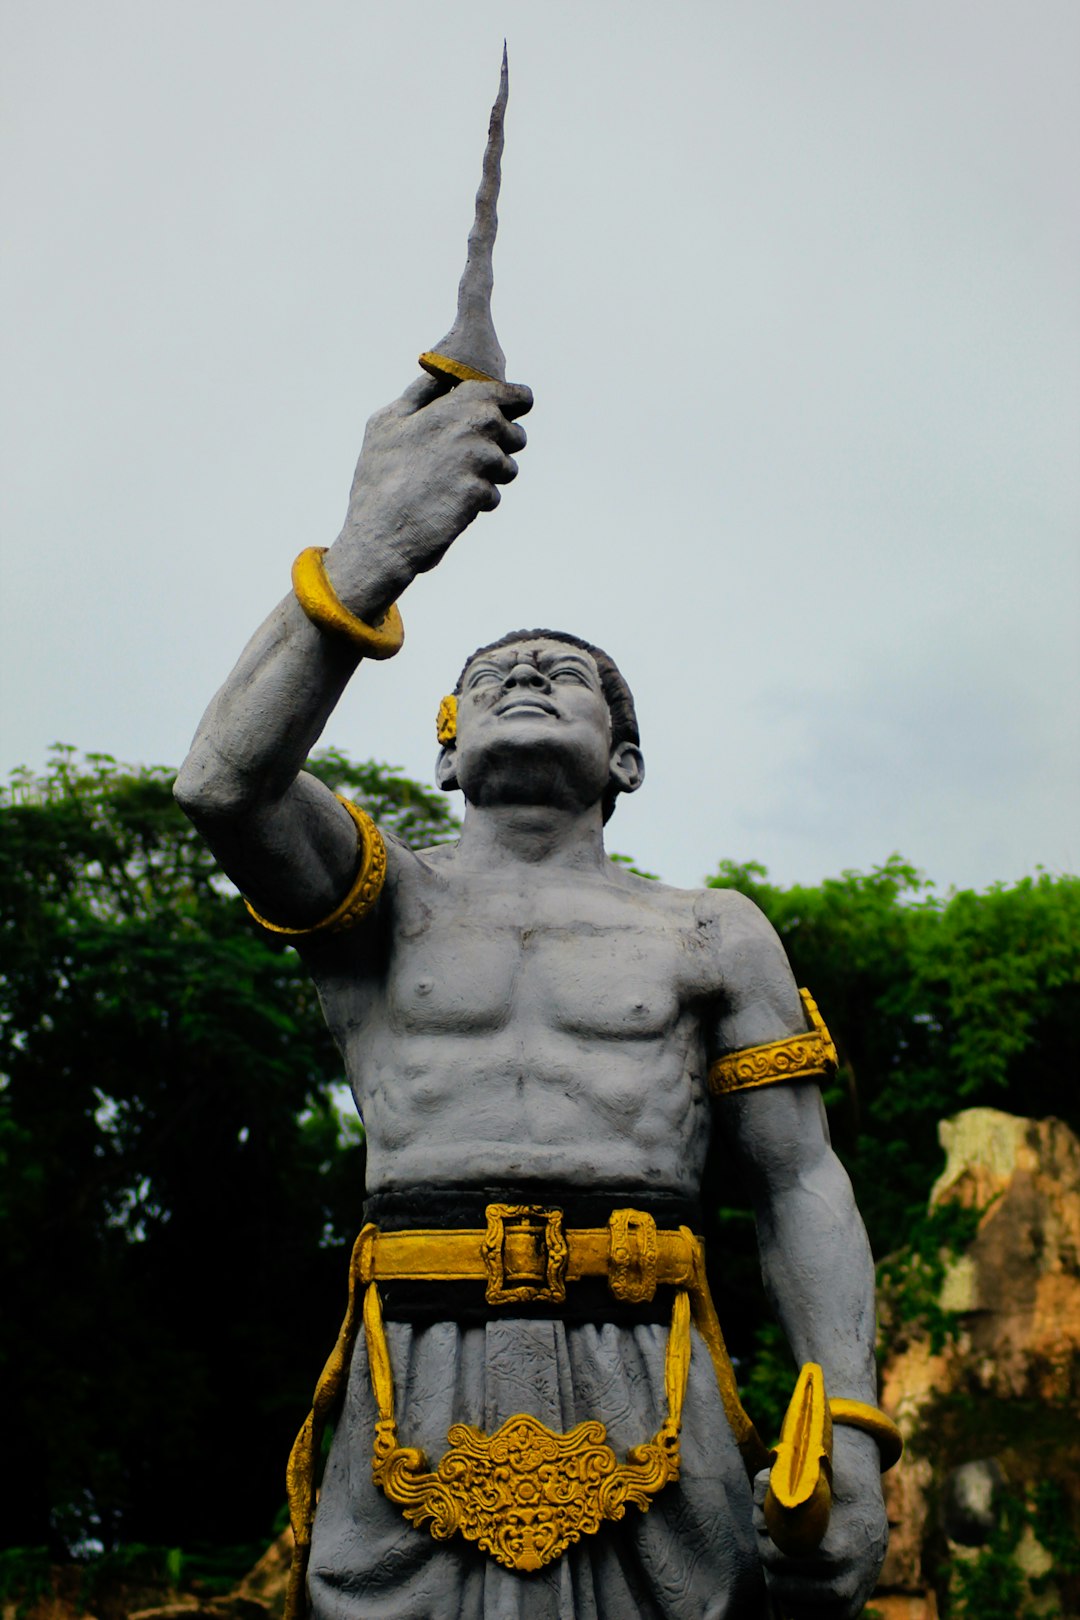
[363,1203,695,1303]
[283,1205,768,1616]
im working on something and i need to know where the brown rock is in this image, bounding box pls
[866,1596,940,1619]
[873,1108,1080,1615]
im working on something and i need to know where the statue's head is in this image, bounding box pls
[436,630,643,823]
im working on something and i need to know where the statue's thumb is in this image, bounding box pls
[396,373,451,415]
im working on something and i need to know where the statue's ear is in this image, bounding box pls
[609,742,645,797]
[436,746,460,793]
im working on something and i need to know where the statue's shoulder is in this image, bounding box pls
[689,882,781,950]
[606,865,775,953]
[383,833,459,887]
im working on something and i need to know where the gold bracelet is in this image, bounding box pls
[292,546,404,660]
[830,1398,903,1471]
[418,350,498,385]
[244,798,387,938]
[709,989,838,1096]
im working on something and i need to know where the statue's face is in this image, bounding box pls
[443,637,622,812]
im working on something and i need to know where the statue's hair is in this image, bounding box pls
[454,629,640,822]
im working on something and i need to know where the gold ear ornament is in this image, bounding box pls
[436,694,457,745]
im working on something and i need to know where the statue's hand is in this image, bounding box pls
[342,373,531,577]
[753,1428,888,1619]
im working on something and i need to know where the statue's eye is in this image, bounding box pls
[466,667,501,688]
[552,667,587,685]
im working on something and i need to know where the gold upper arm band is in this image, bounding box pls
[244,798,387,938]
[709,989,838,1097]
[292,546,404,659]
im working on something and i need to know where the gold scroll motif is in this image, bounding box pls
[709,988,838,1097]
[366,1280,689,1573]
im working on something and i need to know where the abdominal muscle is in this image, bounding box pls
[350,1015,711,1195]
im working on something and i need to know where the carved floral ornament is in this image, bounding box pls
[373,1409,682,1574]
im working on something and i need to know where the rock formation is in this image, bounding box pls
[873,1108,1080,1618]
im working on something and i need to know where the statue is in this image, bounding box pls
[175,53,900,1620]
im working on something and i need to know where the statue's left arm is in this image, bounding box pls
[706,891,888,1619]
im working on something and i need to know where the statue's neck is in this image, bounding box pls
[454,801,608,871]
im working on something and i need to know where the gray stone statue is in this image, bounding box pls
[175,56,898,1620]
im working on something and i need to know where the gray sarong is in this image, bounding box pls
[308,1316,766,1620]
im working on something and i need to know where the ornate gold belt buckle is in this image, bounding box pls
[608,1208,659,1303]
[481,1203,568,1305]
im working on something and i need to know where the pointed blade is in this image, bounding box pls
[420,46,509,384]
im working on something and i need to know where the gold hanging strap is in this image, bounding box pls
[292,546,404,659]
[364,1274,689,1574]
[283,1226,374,1620]
[683,1230,771,1478]
[245,799,387,939]
[709,989,839,1097]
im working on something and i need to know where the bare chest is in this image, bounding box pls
[382,876,697,1039]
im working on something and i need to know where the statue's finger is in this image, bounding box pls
[456,379,533,420]
[394,373,451,416]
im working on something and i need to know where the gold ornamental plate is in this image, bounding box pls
[373,1409,680,1572]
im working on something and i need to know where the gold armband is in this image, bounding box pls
[244,798,387,938]
[709,989,838,1097]
[292,546,404,659]
[830,1397,904,1470]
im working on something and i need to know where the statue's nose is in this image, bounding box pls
[504,661,549,691]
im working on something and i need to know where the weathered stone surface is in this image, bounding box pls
[874,1107,1080,1614]
[931,1108,1080,1400]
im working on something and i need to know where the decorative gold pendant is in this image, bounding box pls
[372,1411,680,1573]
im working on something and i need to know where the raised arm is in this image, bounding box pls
[174,373,530,926]
[707,892,888,1618]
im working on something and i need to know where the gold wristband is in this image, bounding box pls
[418,350,498,385]
[244,798,387,938]
[709,989,838,1096]
[830,1398,904,1471]
[292,546,404,659]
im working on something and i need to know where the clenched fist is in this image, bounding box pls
[339,372,532,585]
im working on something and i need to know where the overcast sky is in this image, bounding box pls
[2,2,1078,893]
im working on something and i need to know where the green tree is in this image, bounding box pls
[706,855,1080,1258]
[0,748,457,1556]
[6,754,1076,1557]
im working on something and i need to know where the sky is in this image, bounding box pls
[2,1,1078,893]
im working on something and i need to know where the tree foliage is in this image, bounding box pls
[4,756,1077,1561]
[706,855,1080,1255]
[0,748,457,1555]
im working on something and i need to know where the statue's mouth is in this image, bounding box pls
[496,698,557,719]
